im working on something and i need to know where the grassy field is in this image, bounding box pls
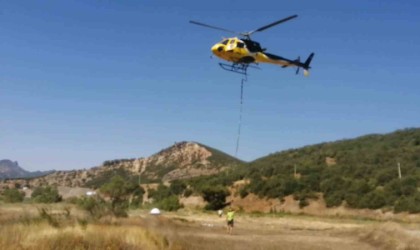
[1,204,420,250]
[0,204,175,250]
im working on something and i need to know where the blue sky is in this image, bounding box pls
[1,1,420,171]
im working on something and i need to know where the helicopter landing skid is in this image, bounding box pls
[219,63,249,76]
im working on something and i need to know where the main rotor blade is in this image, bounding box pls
[248,15,298,35]
[189,20,238,35]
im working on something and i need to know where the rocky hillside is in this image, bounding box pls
[1,142,243,188]
[140,141,243,181]
[0,160,54,179]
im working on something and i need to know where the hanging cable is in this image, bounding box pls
[235,76,246,157]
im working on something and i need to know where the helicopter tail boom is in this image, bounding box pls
[262,52,315,76]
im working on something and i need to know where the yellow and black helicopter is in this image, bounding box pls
[190,15,314,76]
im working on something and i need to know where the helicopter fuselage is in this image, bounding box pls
[211,37,299,68]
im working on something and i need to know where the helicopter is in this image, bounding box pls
[190,15,314,76]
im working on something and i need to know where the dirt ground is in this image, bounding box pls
[138,211,420,250]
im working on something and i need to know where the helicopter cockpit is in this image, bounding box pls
[218,38,264,52]
[217,38,246,50]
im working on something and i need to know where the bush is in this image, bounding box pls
[156,195,183,211]
[183,188,193,197]
[31,186,62,203]
[77,196,110,219]
[201,186,229,210]
[239,187,249,198]
[394,193,420,213]
[359,190,387,209]
[298,198,309,208]
[148,184,171,201]
[324,191,344,207]
[344,193,360,208]
[170,180,187,196]
[293,190,317,208]
[2,188,25,203]
[38,207,60,228]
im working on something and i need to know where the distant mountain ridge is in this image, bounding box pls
[0,160,54,179]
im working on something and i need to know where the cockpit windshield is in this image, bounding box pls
[220,39,229,45]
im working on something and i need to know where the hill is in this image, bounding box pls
[221,128,420,213]
[0,160,54,179]
[1,142,243,189]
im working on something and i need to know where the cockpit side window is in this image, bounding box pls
[221,39,229,45]
[237,42,245,48]
[229,39,235,44]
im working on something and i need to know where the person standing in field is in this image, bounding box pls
[226,207,235,234]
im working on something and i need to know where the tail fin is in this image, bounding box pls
[303,53,314,69]
[302,53,314,76]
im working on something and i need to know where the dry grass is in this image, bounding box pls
[2,204,420,250]
[0,222,163,250]
[359,222,420,250]
[0,204,179,250]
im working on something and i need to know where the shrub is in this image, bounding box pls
[359,190,387,209]
[32,186,62,203]
[38,207,60,228]
[239,187,249,198]
[148,184,171,201]
[324,191,344,207]
[293,190,317,208]
[77,196,110,219]
[156,195,183,211]
[298,198,309,208]
[183,188,193,197]
[394,193,420,213]
[2,188,25,203]
[170,180,187,196]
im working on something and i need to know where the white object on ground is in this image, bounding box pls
[150,208,161,215]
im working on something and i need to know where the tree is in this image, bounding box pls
[202,186,229,210]
[130,185,145,208]
[99,175,136,217]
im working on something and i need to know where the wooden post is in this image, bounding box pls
[398,162,402,179]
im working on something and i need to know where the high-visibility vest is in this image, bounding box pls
[227,211,235,221]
